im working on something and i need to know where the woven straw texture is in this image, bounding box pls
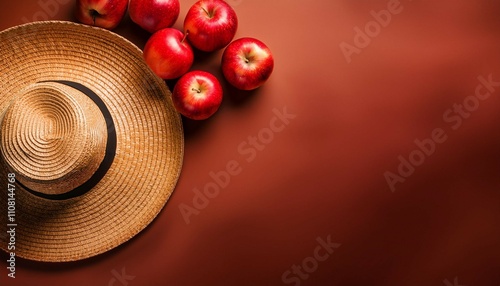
[1,82,109,195]
[0,21,184,262]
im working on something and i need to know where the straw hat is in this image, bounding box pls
[0,21,184,262]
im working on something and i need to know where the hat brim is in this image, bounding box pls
[0,21,184,262]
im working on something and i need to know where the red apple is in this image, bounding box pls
[221,37,274,91]
[129,0,180,33]
[184,0,238,52]
[172,71,223,120]
[143,28,194,80]
[75,0,128,30]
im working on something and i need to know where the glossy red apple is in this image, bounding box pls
[143,28,194,80]
[184,0,238,52]
[129,0,180,33]
[172,71,223,120]
[75,0,128,30]
[221,37,274,91]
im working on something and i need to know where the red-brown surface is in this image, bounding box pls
[1,0,500,285]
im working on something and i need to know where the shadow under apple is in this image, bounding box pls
[180,112,220,141]
[222,80,261,107]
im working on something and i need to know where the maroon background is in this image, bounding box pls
[1,0,500,285]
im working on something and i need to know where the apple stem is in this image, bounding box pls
[201,7,213,18]
[90,9,99,26]
[192,88,202,93]
[181,31,189,43]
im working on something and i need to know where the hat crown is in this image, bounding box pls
[0,82,108,195]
